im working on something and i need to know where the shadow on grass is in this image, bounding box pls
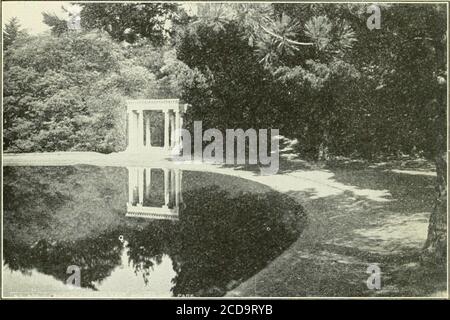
[227,158,446,297]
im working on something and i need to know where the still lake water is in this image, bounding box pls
[3,165,306,297]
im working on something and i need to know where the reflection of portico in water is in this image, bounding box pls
[127,167,183,220]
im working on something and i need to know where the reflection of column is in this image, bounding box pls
[138,110,144,149]
[163,168,170,207]
[146,112,151,148]
[175,169,180,207]
[128,168,134,204]
[134,167,139,204]
[170,169,175,204]
[138,168,144,206]
[145,168,151,197]
[164,111,170,150]
[179,170,183,204]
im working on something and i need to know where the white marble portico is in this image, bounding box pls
[126,99,188,153]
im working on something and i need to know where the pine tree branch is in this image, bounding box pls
[260,25,314,46]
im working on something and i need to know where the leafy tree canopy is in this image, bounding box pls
[3,31,193,153]
[79,3,187,45]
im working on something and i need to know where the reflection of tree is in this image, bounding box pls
[3,166,73,231]
[175,187,306,296]
[124,220,179,285]
[4,233,123,290]
[125,186,306,296]
[143,169,165,207]
[3,165,135,289]
[4,167,306,296]
[4,166,129,245]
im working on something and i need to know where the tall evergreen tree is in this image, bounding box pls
[3,17,26,50]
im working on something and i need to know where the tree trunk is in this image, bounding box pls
[318,141,329,161]
[423,73,447,265]
[318,128,330,162]
[423,151,447,264]
[423,75,447,264]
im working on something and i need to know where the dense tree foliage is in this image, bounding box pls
[5,2,445,164]
[177,21,284,132]
[3,3,447,262]
[3,5,195,153]
[175,3,446,162]
[2,31,185,153]
[79,3,185,45]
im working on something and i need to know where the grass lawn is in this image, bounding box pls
[227,158,447,297]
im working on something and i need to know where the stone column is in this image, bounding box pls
[146,112,151,148]
[179,112,184,130]
[138,110,144,149]
[175,111,181,147]
[170,111,176,148]
[127,111,133,151]
[163,168,170,207]
[133,111,139,150]
[164,111,170,150]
